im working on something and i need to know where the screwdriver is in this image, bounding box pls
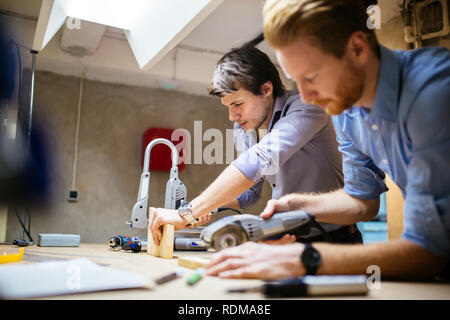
[227,275,368,297]
[155,267,185,285]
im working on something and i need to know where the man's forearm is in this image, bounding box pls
[314,239,447,280]
[190,165,254,219]
[283,189,379,225]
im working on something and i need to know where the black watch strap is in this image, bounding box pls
[301,243,322,275]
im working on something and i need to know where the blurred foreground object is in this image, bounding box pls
[0,23,51,207]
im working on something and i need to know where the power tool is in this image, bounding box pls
[200,210,332,251]
[108,234,206,252]
[108,235,146,253]
[128,138,187,229]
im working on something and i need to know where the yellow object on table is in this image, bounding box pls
[0,247,24,264]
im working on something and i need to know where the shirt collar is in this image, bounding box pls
[267,91,291,131]
[370,45,401,122]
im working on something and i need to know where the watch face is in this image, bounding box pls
[179,202,190,212]
[303,245,321,269]
[178,202,193,222]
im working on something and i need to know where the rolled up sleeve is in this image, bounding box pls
[237,180,264,209]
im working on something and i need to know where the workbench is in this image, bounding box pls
[1,243,449,300]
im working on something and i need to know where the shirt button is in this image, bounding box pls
[371,124,379,131]
[382,159,388,165]
[272,184,276,187]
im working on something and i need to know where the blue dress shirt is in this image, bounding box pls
[332,45,450,259]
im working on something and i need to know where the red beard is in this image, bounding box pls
[312,60,365,115]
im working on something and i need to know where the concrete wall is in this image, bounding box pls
[6,71,272,243]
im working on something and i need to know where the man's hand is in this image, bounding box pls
[205,241,305,279]
[148,208,187,246]
[260,196,293,218]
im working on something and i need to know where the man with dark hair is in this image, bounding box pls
[149,46,355,246]
[208,46,286,99]
[205,0,449,280]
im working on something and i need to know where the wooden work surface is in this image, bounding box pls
[2,243,449,300]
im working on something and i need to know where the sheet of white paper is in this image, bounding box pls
[0,258,151,299]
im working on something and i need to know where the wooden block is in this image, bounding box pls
[147,207,174,259]
[385,175,405,241]
[178,256,211,269]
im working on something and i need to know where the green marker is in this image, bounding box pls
[187,268,205,286]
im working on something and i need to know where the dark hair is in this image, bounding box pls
[208,46,285,98]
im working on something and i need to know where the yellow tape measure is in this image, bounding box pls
[0,247,24,264]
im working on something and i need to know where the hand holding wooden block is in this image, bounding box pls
[147,207,174,259]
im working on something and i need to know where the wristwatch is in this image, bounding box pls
[301,243,322,275]
[177,202,199,226]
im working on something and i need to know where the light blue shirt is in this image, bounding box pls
[332,45,450,259]
[232,90,344,236]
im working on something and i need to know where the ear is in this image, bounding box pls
[260,81,273,97]
[346,31,370,64]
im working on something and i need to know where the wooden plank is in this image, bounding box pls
[385,175,405,241]
[178,256,211,269]
[147,207,174,259]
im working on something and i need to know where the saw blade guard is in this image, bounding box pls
[130,138,185,229]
